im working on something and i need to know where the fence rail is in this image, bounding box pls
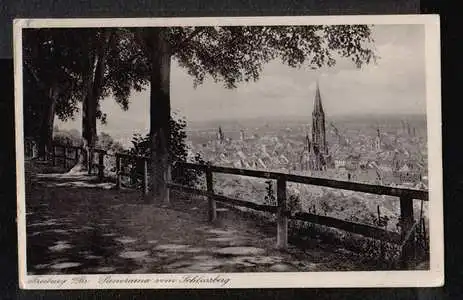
[172,161,428,268]
[51,144,81,169]
[175,162,428,201]
[46,143,428,268]
[115,152,149,194]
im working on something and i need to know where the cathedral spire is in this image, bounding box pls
[375,127,381,151]
[218,126,224,143]
[310,80,328,169]
[313,80,324,115]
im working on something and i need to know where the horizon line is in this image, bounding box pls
[185,112,427,123]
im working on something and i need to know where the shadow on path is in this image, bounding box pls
[25,161,372,275]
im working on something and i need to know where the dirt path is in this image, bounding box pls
[24,160,372,275]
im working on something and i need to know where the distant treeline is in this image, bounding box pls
[52,126,125,153]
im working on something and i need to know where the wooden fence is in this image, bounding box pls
[51,144,80,169]
[167,161,428,268]
[47,143,428,267]
[50,144,107,180]
[48,144,150,188]
[114,152,150,195]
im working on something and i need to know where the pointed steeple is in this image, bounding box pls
[313,80,324,115]
[311,80,327,159]
[305,133,311,152]
[218,126,224,142]
[375,127,381,151]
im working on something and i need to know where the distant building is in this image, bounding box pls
[279,154,289,164]
[240,130,245,141]
[345,153,361,171]
[301,81,328,171]
[217,126,225,144]
[323,153,334,169]
[312,81,328,156]
[375,128,382,151]
[359,159,369,169]
[334,152,361,171]
[300,134,314,170]
[391,149,410,173]
[395,162,422,183]
[334,157,346,169]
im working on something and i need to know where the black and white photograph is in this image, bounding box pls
[14,15,443,289]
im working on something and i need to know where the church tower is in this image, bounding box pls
[305,133,311,153]
[217,126,224,144]
[375,128,381,151]
[312,81,327,155]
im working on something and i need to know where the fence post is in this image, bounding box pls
[75,147,79,163]
[116,154,121,189]
[277,175,288,249]
[164,164,171,204]
[143,158,149,196]
[400,196,415,268]
[206,167,216,222]
[32,142,38,159]
[63,145,67,169]
[98,151,105,181]
[52,145,56,166]
[87,148,93,175]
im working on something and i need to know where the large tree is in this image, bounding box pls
[67,28,150,173]
[133,25,377,202]
[23,28,149,169]
[23,29,83,158]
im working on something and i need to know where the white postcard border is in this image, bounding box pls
[14,14,443,289]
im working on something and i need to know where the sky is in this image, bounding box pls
[56,24,426,139]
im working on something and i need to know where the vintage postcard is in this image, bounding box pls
[14,15,443,289]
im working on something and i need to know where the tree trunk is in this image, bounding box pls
[146,28,172,203]
[67,72,97,174]
[83,91,98,173]
[69,30,111,174]
[38,87,57,159]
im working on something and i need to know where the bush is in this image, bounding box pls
[263,180,276,206]
[288,193,302,213]
[127,116,205,188]
[53,128,83,147]
[96,132,124,153]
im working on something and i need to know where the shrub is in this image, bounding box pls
[287,193,302,213]
[263,180,276,206]
[127,116,205,188]
[52,128,83,147]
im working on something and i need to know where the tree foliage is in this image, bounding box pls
[23,25,377,192]
[104,28,151,111]
[23,29,87,121]
[23,25,375,133]
[23,24,375,126]
[169,25,376,88]
[96,132,125,153]
[23,28,151,128]
[22,67,48,140]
